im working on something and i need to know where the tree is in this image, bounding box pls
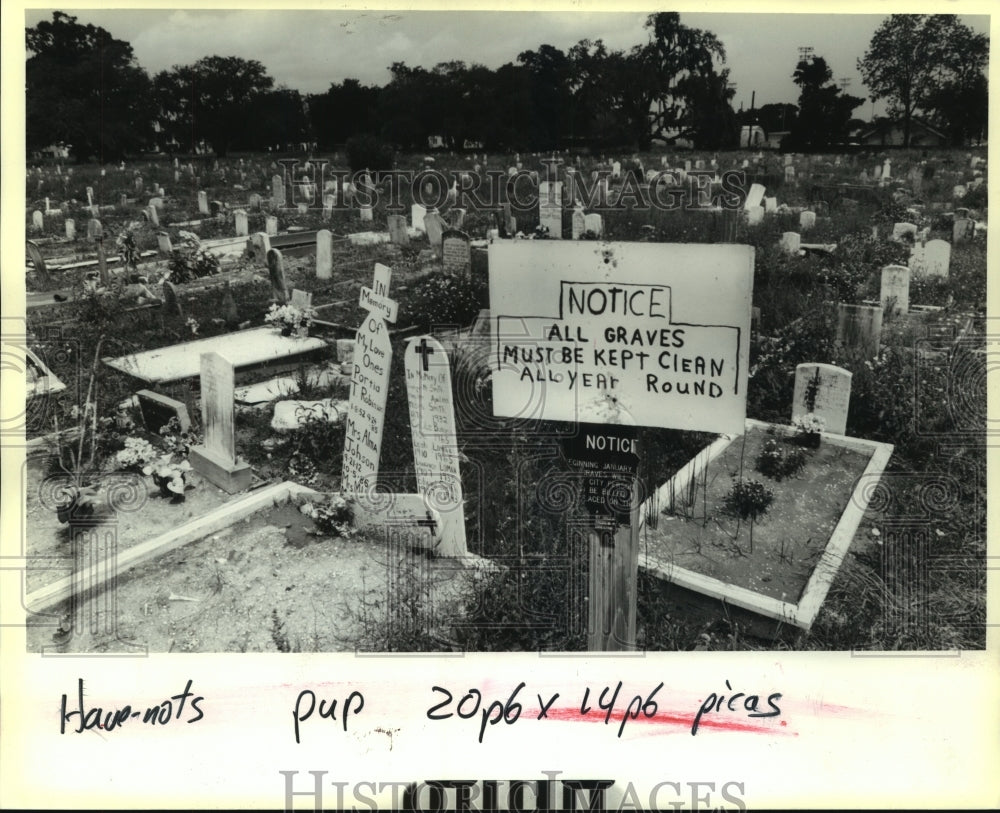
[26,11,155,160]
[677,68,739,149]
[308,79,381,149]
[786,56,864,149]
[858,14,988,147]
[155,56,273,156]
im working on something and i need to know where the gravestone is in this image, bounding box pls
[891,222,917,242]
[423,211,446,252]
[272,175,285,207]
[188,352,253,493]
[791,363,852,436]
[136,389,192,438]
[881,158,891,180]
[571,206,585,240]
[387,214,409,246]
[156,232,173,254]
[799,210,816,230]
[441,229,471,274]
[450,207,466,229]
[612,160,621,178]
[953,217,974,244]
[784,165,795,182]
[763,196,777,213]
[250,232,271,260]
[249,193,262,210]
[197,191,209,215]
[746,205,764,226]
[404,336,467,557]
[234,209,248,236]
[953,184,966,199]
[162,281,182,316]
[584,213,603,238]
[65,219,75,240]
[780,231,801,254]
[149,196,164,211]
[744,183,766,210]
[836,303,882,358]
[359,204,373,222]
[26,240,50,285]
[411,203,427,232]
[86,187,94,207]
[290,289,313,310]
[880,265,910,317]
[316,229,333,279]
[265,216,278,236]
[922,239,951,278]
[267,248,288,303]
[32,211,43,231]
[341,264,397,495]
[146,205,159,227]
[322,194,335,220]
[539,181,563,238]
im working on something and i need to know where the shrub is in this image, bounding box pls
[755,437,807,481]
[403,271,488,332]
[724,477,774,521]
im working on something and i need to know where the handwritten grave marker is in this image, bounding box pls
[341,264,397,496]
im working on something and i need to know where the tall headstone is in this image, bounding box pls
[387,214,409,246]
[341,264,397,495]
[784,165,795,182]
[411,203,427,232]
[234,209,248,237]
[424,210,446,252]
[267,248,288,303]
[953,217,974,245]
[64,219,76,240]
[271,175,285,207]
[87,219,102,240]
[539,181,562,238]
[250,232,271,261]
[441,229,471,274]
[316,229,333,279]
[146,205,159,227]
[32,210,44,231]
[188,352,253,493]
[197,191,210,215]
[836,303,883,358]
[744,183,766,210]
[571,205,585,240]
[265,216,278,236]
[880,265,910,317]
[404,336,467,557]
[792,363,852,436]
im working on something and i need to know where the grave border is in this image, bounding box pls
[637,418,893,632]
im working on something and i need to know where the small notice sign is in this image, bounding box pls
[562,424,639,525]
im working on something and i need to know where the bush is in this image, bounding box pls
[402,271,488,332]
[345,133,395,174]
[724,477,774,521]
[755,437,808,481]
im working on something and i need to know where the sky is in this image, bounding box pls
[23,8,991,120]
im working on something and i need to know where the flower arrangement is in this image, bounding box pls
[300,494,356,539]
[724,477,774,522]
[792,412,826,447]
[143,453,192,499]
[755,437,808,481]
[265,303,315,337]
[115,228,141,273]
[159,416,201,455]
[115,436,159,472]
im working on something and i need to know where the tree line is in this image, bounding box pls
[26,11,987,161]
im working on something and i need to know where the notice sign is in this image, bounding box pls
[488,241,753,434]
[562,423,639,525]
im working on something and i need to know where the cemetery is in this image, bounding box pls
[18,75,988,652]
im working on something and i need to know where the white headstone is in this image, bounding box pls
[316,229,334,279]
[880,265,910,316]
[744,183,766,210]
[234,209,248,236]
[763,197,777,213]
[799,210,816,230]
[64,219,76,240]
[891,222,917,242]
[265,216,278,236]
[571,206,585,240]
[784,165,795,182]
[272,175,285,207]
[780,232,801,254]
[411,203,427,233]
[405,336,467,556]
[157,232,173,254]
[423,211,446,251]
[267,248,288,303]
[188,352,252,493]
[32,210,43,231]
[612,161,621,178]
[539,181,563,238]
[792,363,852,436]
[583,213,603,238]
[746,205,764,226]
[387,213,409,246]
[922,239,951,278]
[197,191,210,215]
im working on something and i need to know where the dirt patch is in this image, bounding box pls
[640,424,873,603]
[26,500,478,653]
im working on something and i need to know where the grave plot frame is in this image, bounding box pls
[637,418,893,635]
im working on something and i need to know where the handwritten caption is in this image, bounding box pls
[290,680,782,743]
[59,678,204,733]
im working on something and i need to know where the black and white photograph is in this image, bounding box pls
[2,2,996,810]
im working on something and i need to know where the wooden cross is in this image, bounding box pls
[414,338,435,372]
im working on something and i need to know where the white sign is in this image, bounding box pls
[488,242,753,434]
